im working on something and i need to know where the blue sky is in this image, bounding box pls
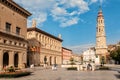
[14,0,120,53]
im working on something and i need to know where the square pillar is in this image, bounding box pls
[9,51,14,67]
[22,52,27,68]
[0,49,3,70]
[18,52,26,69]
[18,53,23,69]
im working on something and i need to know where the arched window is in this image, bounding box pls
[3,52,9,67]
[14,53,18,67]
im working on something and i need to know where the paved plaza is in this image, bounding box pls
[0,66,120,80]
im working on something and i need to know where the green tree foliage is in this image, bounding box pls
[100,56,105,66]
[110,47,120,64]
[69,57,75,65]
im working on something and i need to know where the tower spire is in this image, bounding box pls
[97,5,103,17]
[99,5,102,12]
[32,19,37,28]
[95,6,108,64]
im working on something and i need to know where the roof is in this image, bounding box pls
[97,6,103,18]
[27,27,63,42]
[98,5,102,13]
[62,47,72,51]
[0,0,31,17]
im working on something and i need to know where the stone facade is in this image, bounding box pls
[0,0,31,70]
[27,21,63,66]
[95,7,108,64]
[62,47,72,64]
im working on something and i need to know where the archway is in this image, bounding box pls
[14,53,18,67]
[3,52,9,67]
[54,57,56,64]
[49,56,52,66]
[44,56,47,64]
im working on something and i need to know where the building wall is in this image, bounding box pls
[0,1,30,70]
[72,54,80,62]
[27,29,62,66]
[0,3,27,39]
[62,48,72,64]
[83,49,96,63]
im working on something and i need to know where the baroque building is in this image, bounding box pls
[0,0,31,70]
[95,7,108,64]
[27,20,63,66]
[82,48,96,64]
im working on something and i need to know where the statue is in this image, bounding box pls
[58,34,62,39]
[32,19,36,27]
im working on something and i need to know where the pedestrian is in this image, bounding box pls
[52,64,57,71]
[30,64,35,71]
[87,63,92,71]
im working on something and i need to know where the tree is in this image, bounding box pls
[110,47,120,64]
[100,56,105,66]
[69,57,75,67]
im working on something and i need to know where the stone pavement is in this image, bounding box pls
[0,66,120,80]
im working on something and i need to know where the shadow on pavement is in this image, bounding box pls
[56,77,62,80]
[114,74,120,79]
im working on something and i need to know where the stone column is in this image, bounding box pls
[9,51,14,67]
[18,53,23,69]
[0,49,3,70]
[22,52,27,68]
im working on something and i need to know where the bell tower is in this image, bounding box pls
[95,6,108,64]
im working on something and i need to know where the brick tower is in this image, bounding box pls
[95,6,108,64]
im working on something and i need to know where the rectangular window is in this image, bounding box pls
[4,40,7,44]
[6,22,11,32]
[16,27,20,35]
[14,42,17,45]
[9,41,12,45]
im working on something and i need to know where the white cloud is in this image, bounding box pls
[14,0,100,27]
[66,44,95,54]
[51,7,67,16]
[90,0,98,4]
[36,12,47,24]
[91,0,98,3]
[14,0,55,27]
[89,0,105,4]
[60,17,79,27]
[51,0,89,27]
[100,0,105,4]
[69,11,78,16]
[14,0,55,11]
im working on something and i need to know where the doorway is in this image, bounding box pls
[14,53,18,67]
[3,52,9,67]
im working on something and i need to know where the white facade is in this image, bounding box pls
[83,49,99,65]
[83,49,95,62]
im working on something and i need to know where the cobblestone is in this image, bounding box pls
[0,67,120,80]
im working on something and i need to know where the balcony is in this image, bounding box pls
[0,28,25,40]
